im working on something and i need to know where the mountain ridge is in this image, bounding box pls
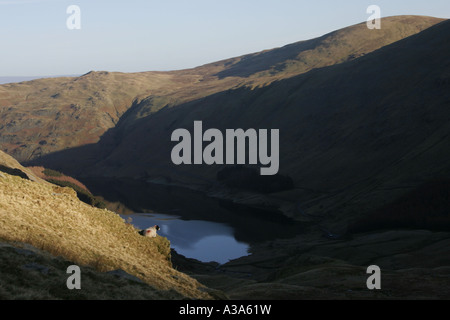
[28,16,450,232]
[1,15,449,228]
[0,15,444,163]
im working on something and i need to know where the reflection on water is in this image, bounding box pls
[123,213,249,264]
[83,178,303,264]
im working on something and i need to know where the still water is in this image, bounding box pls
[85,178,303,265]
[122,213,249,264]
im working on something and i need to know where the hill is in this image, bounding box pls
[25,16,450,232]
[0,15,449,300]
[0,150,212,299]
[0,16,442,165]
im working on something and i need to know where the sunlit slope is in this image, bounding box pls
[0,151,211,299]
[211,15,444,81]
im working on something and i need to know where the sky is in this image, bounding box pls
[0,0,449,76]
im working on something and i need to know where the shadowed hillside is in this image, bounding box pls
[27,17,450,233]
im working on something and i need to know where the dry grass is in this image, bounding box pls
[0,170,211,299]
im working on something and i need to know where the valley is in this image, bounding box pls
[0,15,449,299]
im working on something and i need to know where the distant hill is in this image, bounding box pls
[0,75,79,85]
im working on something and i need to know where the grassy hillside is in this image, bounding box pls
[0,151,212,299]
[0,242,188,300]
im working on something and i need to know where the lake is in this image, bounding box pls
[84,178,303,264]
[122,213,250,264]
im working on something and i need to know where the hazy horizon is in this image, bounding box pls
[1,0,449,77]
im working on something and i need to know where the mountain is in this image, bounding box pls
[1,15,450,300]
[0,16,442,163]
[0,15,449,231]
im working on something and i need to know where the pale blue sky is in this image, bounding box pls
[1,0,449,76]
